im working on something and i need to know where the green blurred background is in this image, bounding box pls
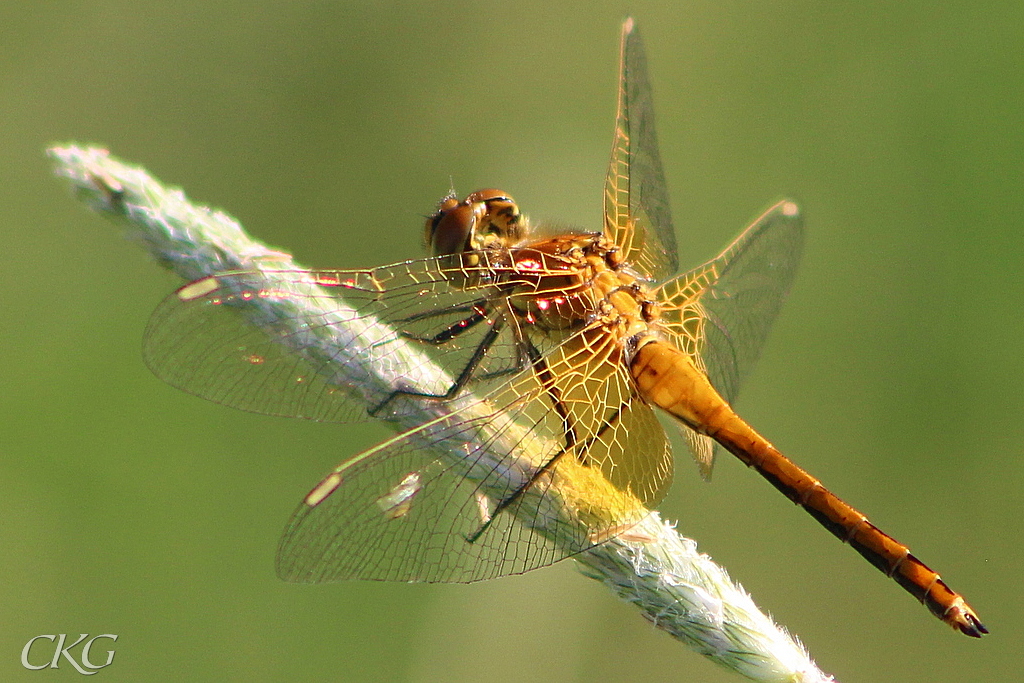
[2,1,1020,680]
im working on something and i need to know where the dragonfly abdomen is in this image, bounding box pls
[732,434,987,637]
[628,339,987,637]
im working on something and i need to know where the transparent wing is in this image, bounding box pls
[277,324,671,583]
[604,17,678,282]
[656,200,804,477]
[142,253,536,423]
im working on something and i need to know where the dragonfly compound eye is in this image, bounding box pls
[426,198,476,257]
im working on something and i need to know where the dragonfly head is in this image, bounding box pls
[425,189,523,256]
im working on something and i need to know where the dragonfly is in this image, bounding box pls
[143,18,985,637]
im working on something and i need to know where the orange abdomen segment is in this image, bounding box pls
[629,339,987,637]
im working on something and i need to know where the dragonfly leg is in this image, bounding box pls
[399,302,531,382]
[465,399,629,544]
[397,302,490,345]
[524,340,579,453]
[465,444,569,545]
[367,317,506,417]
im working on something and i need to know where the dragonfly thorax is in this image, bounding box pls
[505,233,659,346]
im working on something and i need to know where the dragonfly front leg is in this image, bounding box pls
[367,314,506,417]
[396,301,490,345]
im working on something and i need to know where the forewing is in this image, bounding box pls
[277,324,671,583]
[143,254,531,423]
[656,200,804,477]
[604,18,678,282]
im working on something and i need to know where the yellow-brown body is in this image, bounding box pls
[629,337,985,635]
[432,189,986,637]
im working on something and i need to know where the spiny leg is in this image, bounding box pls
[368,316,507,417]
[466,401,628,544]
[396,300,490,345]
[523,339,578,452]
